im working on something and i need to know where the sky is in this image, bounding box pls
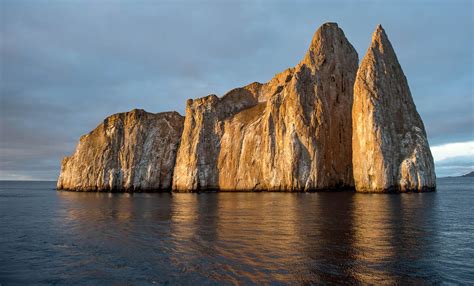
[0,0,473,180]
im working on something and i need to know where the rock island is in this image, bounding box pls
[57,23,436,192]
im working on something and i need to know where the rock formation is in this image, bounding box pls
[57,22,436,193]
[57,109,184,191]
[173,23,359,191]
[352,25,436,192]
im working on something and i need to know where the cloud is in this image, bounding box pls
[431,141,474,162]
[430,141,474,177]
[434,155,474,177]
[0,0,472,180]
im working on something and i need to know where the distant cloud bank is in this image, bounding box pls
[431,141,474,177]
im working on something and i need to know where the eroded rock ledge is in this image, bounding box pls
[57,23,436,193]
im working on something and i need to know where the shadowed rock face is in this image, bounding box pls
[352,25,436,192]
[57,110,184,191]
[173,23,359,191]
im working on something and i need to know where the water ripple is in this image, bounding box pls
[0,178,473,284]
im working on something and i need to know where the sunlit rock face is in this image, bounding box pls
[352,25,436,192]
[57,23,436,193]
[173,23,359,191]
[57,110,184,191]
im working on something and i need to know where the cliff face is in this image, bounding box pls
[57,110,184,191]
[172,23,359,191]
[352,25,436,192]
[57,23,436,193]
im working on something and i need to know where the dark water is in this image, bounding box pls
[0,179,473,285]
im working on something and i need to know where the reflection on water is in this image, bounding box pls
[52,191,442,284]
[1,179,473,284]
[353,194,396,283]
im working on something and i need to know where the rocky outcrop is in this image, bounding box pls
[57,23,436,193]
[57,109,184,191]
[352,25,436,192]
[172,23,359,191]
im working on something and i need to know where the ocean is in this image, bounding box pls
[0,178,473,284]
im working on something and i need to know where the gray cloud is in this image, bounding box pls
[1,0,473,180]
[435,155,474,177]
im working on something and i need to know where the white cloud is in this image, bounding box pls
[430,141,474,162]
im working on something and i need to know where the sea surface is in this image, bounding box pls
[0,178,473,285]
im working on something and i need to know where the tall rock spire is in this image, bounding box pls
[173,22,359,191]
[352,25,436,192]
